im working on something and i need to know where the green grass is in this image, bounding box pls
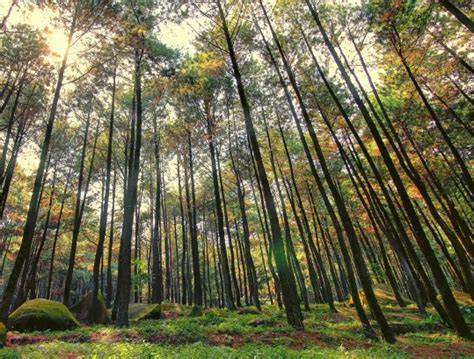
[2,342,408,358]
[2,302,473,358]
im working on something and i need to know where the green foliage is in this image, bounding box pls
[0,348,17,359]
[8,299,80,332]
[131,258,150,293]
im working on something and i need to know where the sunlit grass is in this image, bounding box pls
[2,302,473,358]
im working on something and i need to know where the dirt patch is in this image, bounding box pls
[320,313,351,323]
[62,352,81,359]
[61,332,91,343]
[338,335,373,350]
[89,331,117,343]
[7,333,53,346]
[404,342,474,357]
[390,323,447,334]
[208,332,234,346]
[114,331,142,342]
[207,331,244,348]
[289,332,326,350]
[146,332,179,344]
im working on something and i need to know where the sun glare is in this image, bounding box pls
[4,3,70,60]
[45,28,69,57]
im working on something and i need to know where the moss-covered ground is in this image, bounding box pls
[1,301,473,358]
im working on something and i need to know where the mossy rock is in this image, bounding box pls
[0,322,6,347]
[161,302,190,315]
[188,305,203,317]
[348,284,412,307]
[128,303,161,321]
[8,299,79,332]
[70,292,110,325]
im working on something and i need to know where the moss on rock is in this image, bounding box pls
[0,322,6,347]
[128,303,161,321]
[160,303,191,318]
[8,299,79,332]
[70,292,110,325]
[161,303,189,314]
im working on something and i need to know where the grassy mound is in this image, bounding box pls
[70,292,110,325]
[128,303,161,321]
[8,299,79,332]
[237,306,260,315]
[348,284,413,307]
[0,322,6,347]
[188,305,203,317]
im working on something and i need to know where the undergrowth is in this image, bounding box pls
[1,302,472,358]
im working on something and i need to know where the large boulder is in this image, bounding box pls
[70,292,110,325]
[160,303,191,319]
[8,299,79,332]
[0,322,6,347]
[128,303,161,321]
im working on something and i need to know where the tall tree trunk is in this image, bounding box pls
[439,0,474,32]
[207,116,235,309]
[151,117,163,303]
[177,156,187,305]
[116,49,143,326]
[187,133,203,306]
[91,63,116,318]
[217,152,242,308]
[106,169,117,308]
[217,0,303,328]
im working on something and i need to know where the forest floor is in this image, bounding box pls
[1,301,473,358]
